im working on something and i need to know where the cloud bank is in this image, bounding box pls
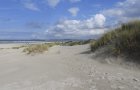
[103,0,140,23]
[44,14,106,39]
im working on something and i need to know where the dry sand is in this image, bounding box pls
[0,44,140,90]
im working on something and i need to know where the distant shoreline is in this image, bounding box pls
[0,41,48,44]
[0,39,92,44]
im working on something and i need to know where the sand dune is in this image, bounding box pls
[0,44,140,90]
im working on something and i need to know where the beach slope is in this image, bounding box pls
[0,44,140,90]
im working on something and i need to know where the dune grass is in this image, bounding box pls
[91,20,140,58]
[12,46,26,49]
[61,40,92,46]
[23,43,58,54]
[22,40,92,55]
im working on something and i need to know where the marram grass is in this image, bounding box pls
[23,43,58,54]
[91,20,140,57]
[22,40,91,55]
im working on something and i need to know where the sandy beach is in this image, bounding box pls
[0,44,140,90]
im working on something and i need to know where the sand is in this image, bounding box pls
[0,44,140,90]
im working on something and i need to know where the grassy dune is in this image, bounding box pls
[23,43,58,54]
[22,40,92,54]
[91,20,140,61]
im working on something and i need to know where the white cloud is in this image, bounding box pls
[69,0,81,3]
[23,2,40,11]
[103,9,124,17]
[21,0,81,9]
[45,0,81,8]
[94,14,106,27]
[44,14,106,39]
[46,0,60,8]
[102,0,140,23]
[68,7,79,17]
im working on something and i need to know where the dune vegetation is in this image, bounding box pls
[61,40,92,46]
[12,46,26,49]
[91,20,140,61]
[22,40,92,54]
[23,43,59,54]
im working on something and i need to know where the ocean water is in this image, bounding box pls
[0,41,49,44]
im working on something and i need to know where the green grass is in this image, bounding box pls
[91,20,140,58]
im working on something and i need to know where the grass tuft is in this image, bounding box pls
[23,43,58,54]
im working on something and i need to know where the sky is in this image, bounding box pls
[0,0,140,40]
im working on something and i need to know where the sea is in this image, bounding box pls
[0,40,49,44]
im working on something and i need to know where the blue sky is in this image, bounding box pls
[0,0,140,40]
